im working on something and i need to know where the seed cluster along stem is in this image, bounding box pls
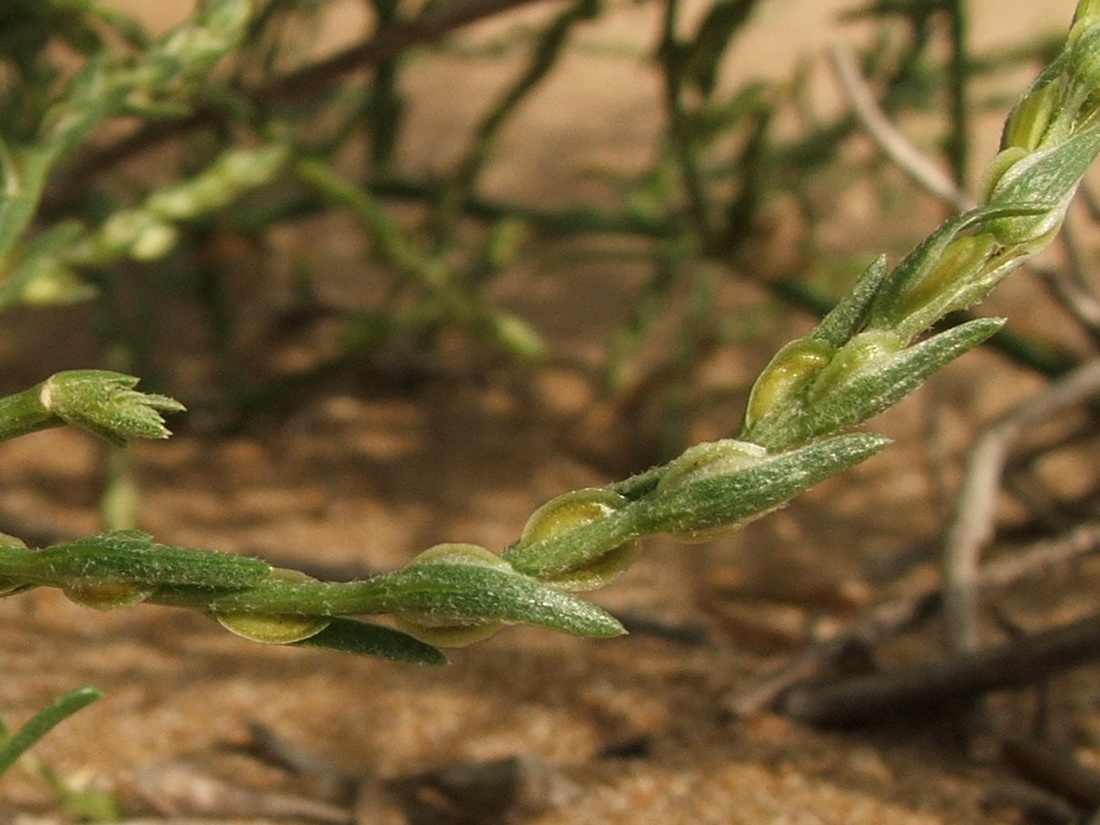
[2,0,1100,670]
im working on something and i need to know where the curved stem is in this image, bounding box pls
[0,687,102,776]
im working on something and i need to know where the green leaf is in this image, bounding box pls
[636,433,890,538]
[800,318,1003,444]
[363,562,626,638]
[0,144,54,264]
[293,617,448,665]
[0,221,94,310]
[9,531,271,588]
[207,563,627,640]
[746,318,1002,450]
[866,205,1043,340]
[682,0,760,96]
[810,255,889,347]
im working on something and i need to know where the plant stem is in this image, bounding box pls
[0,383,58,442]
[944,0,971,192]
[658,0,713,246]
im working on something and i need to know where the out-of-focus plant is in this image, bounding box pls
[8,0,1073,429]
[0,688,101,779]
[0,687,119,820]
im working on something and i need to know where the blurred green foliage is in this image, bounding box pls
[0,0,1077,446]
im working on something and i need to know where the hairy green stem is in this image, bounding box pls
[0,382,59,442]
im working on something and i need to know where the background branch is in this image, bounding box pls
[726,520,1100,718]
[781,609,1100,727]
[828,42,975,213]
[48,0,567,202]
[943,357,1100,656]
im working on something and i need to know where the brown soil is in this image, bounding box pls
[3,1,1099,823]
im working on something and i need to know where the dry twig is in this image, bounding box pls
[126,762,350,823]
[726,520,1100,718]
[827,43,975,213]
[1002,736,1100,810]
[1030,221,1100,344]
[779,609,1100,726]
[943,357,1100,655]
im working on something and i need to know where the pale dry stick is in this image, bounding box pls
[943,356,1100,655]
[1054,207,1097,298]
[127,762,351,823]
[726,519,1100,718]
[827,42,977,213]
[1001,468,1073,534]
[248,723,576,825]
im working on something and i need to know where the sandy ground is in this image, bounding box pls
[2,0,1100,823]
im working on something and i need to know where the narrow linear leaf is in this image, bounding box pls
[360,564,627,638]
[795,317,1004,446]
[293,617,448,665]
[13,531,271,588]
[207,565,626,640]
[0,221,92,310]
[637,433,891,537]
[745,318,1004,450]
[810,255,889,347]
[867,204,1044,336]
[683,0,761,96]
[0,687,102,776]
[0,147,55,264]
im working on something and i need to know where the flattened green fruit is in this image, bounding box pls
[215,611,332,644]
[743,339,833,430]
[512,489,639,590]
[656,440,771,542]
[393,615,505,647]
[213,569,331,644]
[63,581,155,610]
[391,544,507,646]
